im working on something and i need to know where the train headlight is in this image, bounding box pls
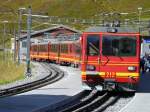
[86,65,96,71]
[128,66,136,71]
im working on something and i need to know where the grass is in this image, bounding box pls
[0,0,150,32]
[0,52,25,85]
[0,0,149,84]
[0,0,150,56]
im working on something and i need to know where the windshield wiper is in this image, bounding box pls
[88,42,99,54]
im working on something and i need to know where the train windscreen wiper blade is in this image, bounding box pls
[88,42,99,54]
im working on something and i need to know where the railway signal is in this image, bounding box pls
[138,7,143,26]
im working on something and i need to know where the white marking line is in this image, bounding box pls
[118,93,137,112]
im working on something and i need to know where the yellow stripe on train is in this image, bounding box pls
[81,72,139,77]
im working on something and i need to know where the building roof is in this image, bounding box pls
[18,25,81,41]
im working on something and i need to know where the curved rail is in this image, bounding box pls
[58,91,121,112]
[0,63,64,98]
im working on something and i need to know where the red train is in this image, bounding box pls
[30,26,141,91]
[81,27,140,91]
[30,40,81,67]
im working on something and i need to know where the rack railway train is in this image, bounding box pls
[30,26,141,91]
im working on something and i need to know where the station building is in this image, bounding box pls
[141,35,150,57]
[16,25,81,60]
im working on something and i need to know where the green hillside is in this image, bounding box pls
[1,0,150,18]
[0,0,150,28]
[38,0,150,19]
[0,0,150,47]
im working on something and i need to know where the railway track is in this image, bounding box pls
[58,90,119,112]
[53,90,134,112]
[0,62,64,98]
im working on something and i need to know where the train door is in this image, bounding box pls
[83,34,101,82]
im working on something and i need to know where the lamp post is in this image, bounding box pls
[138,7,142,27]
[2,20,8,61]
[26,6,32,77]
[138,7,144,56]
[18,7,26,65]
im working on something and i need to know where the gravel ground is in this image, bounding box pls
[0,62,82,112]
[0,62,50,90]
[103,96,134,112]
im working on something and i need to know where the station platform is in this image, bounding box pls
[0,65,83,112]
[120,72,150,112]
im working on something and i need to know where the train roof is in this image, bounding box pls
[84,26,140,33]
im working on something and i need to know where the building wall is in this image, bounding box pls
[142,43,150,56]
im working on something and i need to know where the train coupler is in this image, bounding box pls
[104,81,116,91]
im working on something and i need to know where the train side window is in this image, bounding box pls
[54,45,56,52]
[53,45,54,52]
[51,45,54,52]
[70,44,72,53]
[75,44,81,55]
[33,46,35,51]
[65,44,68,53]
[54,45,55,52]
[61,44,64,53]
[53,44,55,52]
[61,44,68,53]
[55,45,58,52]
[64,44,65,53]
[31,46,33,51]
[35,46,37,52]
[41,45,43,52]
[54,44,56,52]
[39,45,41,52]
[34,46,37,52]
[87,35,100,56]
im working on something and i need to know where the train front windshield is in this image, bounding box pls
[102,35,136,57]
[87,35,100,56]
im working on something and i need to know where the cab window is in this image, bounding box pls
[87,35,100,56]
[102,35,136,56]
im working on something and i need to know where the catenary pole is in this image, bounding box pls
[26,6,32,77]
[18,7,26,64]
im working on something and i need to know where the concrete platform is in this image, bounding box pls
[0,65,83,112]
[120,72,150,112]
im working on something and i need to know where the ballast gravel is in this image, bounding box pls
[103,96,134,112]
[0,62,50,90]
